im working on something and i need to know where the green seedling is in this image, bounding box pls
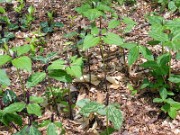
[40,11,64,33]
[153,87,180,119]
[76,99,123,133]
[154,0,180,12]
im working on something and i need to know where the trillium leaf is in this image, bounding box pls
[26,72,46,88]
[83,9,103,21]
[48,69,72,83]
[12,44,31,56]
[80,101,105,117]
[12,56,32,72]
[107,105,123,130]
[0,69,10,86]
[47,123,58,135]
[103,32,123,46]
[2,90,17,105]
[27,103,42,116]
[108,19,120,29]
[0,55,12,66]
[128,46,139,66]
[83,34,100,50]
[3,102,26,113]
[47,60,65,70]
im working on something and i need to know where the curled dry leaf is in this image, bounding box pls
[73,74,100,86]
[106,76,125,89]
[97,91,105,104]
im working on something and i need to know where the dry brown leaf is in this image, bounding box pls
[97,91,104,104]
[74,74,100,86]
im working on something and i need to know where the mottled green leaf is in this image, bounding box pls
[107,105,123,130]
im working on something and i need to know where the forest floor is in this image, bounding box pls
[0,0,180,135]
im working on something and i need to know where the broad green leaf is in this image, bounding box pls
[96,3,112,12]
[108,19,120,29]
[47,60,65,70]
[122,17,136,33]
[48,69,72,83]
[103,32,123,46]
[165,98,180,110]
[139,46,154,61]
[28,5,35,14]
[172,33,180,50]
[159,87,167,100]
[83,34,100,50]
[128,46,139,66]
[153,98,163,103]
[0,69,10,86]
[140,79,150,89]
[66,57,83,78]
[76,98,91,108]
[168,1,177,12]
[83,9,103,21]
[2,113,23,126]
[141,61,159,69]
[120,43,137,49]
[161,103,170,113]
[3,102,26,113]
[157,53,170,66]
[168,74,180,83]
[165,18,180,29]
[54,22,64,28]
[28,126,41,135]
[0,6,6,14]
[27,103,42,116]
[149,31,169,42]
[40,21,48,28]
[12,56,32,72]
[26,72,46,88]
[107,105,123,130]
[80,101,105,117]
[75,4,91,14]
[91,27,99,35]
[12,44,31,56]
[0,55,12,66]
[47,123,58,135]
[2,90,17,105]
[66,66,82,78]
[148,15,163,25]
[42,27,53,33]
[30,96,44,104]
[4,32,15,39]
[168,107,177,119]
